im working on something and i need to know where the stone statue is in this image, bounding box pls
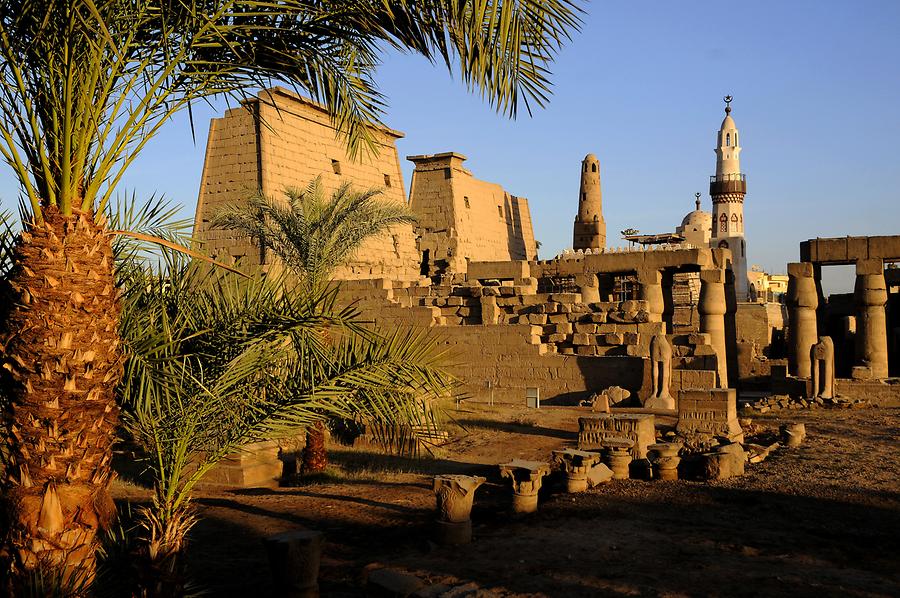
[810,336,835,400]
[644,334,675,410]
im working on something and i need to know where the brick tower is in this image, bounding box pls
[573,153,606,251]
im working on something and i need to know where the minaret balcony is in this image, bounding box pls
[709,173,747,196]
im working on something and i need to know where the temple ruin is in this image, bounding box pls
[193,89,900,419]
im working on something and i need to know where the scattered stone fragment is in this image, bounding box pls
[586,462,614,487]
[781,423,806,447]
[367,567,426,597]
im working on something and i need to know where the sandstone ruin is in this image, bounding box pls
[192,90,900,491]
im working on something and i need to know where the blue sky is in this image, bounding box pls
[2,1,898,293]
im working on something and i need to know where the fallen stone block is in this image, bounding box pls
[781,423,806,447]
[367,567,426,597]
[587,462,614,486]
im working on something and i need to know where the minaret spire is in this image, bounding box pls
[709,95,749,301]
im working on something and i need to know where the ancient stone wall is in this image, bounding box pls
[334,278,724,405]
[194,87,420,280]
[408,153,537,276]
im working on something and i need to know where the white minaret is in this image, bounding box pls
[709,95,749,301]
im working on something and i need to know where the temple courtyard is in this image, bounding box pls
[113,404,899,597]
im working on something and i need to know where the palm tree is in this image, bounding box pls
[117,251,455,596]
[214,178,422,474]
[214,178,417,293]
[0,0,582,586]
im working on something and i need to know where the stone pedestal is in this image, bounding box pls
[552,449,603,492]
[701,442,746,480]
[432,475,485,545]
[595,438,634,479]
[781,423,806,448]
[648,442,682,481]
[263,530,325,598]
[676,388,743,443]
[433,519,473,546]
[577,413,655,459]
[854,259,888,380]
[499,460,551,514]
[699,269,728,388]
[787,262,818,379]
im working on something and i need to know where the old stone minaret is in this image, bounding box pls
[709,96,749,300]
[573,153,606,251]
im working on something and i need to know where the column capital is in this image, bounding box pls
[700,269,726,284]
[787,262,815,278]
[856,258,884,276]
[636,268,662,285]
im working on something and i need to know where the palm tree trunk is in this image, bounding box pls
[301,422,327,473]
[0,208,122,589]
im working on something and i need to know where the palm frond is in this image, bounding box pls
[212,176,416,291]
[105,192,194,267]
[0,208,15,278]
[0,1,583,220]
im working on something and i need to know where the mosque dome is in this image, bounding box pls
[680,208,712,231]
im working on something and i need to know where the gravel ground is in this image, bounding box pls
[170,406,900,597]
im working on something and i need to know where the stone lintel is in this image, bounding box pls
[801,235,900,265]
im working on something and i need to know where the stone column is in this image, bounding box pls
[853,258,889,379]
[638,269,665,329]
[263,530,325,598]
[433,475,485,545]
[499,460,551,514]
[787,262,818,379]
[576,273,600,303]
[699,269,728,388]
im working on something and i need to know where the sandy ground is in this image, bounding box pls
[116,405,900,597]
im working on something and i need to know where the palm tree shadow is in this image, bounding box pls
[455,417,573,440]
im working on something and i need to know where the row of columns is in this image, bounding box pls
[787,259,888,380]
[577,267,734,389]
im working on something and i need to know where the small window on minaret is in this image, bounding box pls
[735,133,738,146]
[498,205,504,218]
[581,192,586,202]
[384,174,391,187]
[464,196,470,208]
[331,159,342,175]
[720,213,728,232]
[726,133,731,147]
[592,163,597,173]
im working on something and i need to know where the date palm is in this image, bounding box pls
[214,178,417,293]
[214,178,419,473]
[117,250,455,596]
[0,0,582,588]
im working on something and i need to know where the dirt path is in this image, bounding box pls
[168,406,900,596]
